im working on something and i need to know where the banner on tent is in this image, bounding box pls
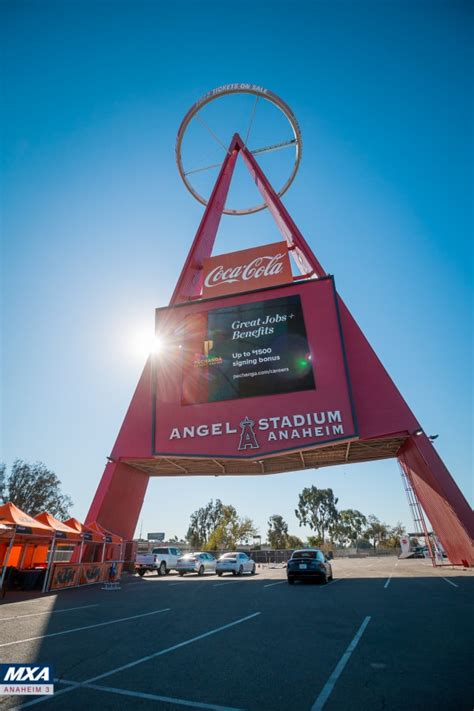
[80,563,106,585]
[49,562,123,590]
[50,564,81,590]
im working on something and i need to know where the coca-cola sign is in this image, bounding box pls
[202,242,292,297]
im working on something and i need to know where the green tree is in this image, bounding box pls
[331,509,367,547]
[186,499,224,548]
[0,460,73,519]
[186,499,257,551]
[385,522,406,548]
[205,505,257,551]
[364,515,389,550]
[267,514,289,548]
[286,534,304,549]
[307,535,323,547]
[295,486,339,543]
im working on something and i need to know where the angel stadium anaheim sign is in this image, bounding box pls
[169,411,344,440]
[168,409,346,451]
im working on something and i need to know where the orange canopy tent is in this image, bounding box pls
[86,521,122,545]
[35,513,81,541]
[0,503,54,537]
[87,521,123,561]
[35,513,82,592]
[0,503,54,591]
[0,523,14,538]
[86,521,123,562]
[64,517,104,542]
[0,523,15,577]
[64,517,105,563]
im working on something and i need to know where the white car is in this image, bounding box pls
[176,552,217,576]
[135,546,182,576]
[216,552,256,576]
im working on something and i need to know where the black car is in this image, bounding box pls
[287,549,333,585]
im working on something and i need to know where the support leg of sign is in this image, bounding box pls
[238,139,326,279]
[398,435,474,566]
[170,138,240,305]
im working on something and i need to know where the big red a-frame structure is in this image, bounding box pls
[86,134,474,566]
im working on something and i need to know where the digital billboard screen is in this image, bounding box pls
[153,277,357,459]
[181,294,315,405]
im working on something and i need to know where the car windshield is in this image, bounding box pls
[221,553,237,558]
[292,550,318,559]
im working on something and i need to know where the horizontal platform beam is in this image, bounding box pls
[122,436,408,477]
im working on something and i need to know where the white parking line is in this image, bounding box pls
[0,603,99,622]
[263,581,286,588]
[384,576,392,589]
[441,577,459,588]
[56,680,243,710]
[311,616,371,710]
[0,608,170,648]
[212,581,243,587]
[20,611,261,708]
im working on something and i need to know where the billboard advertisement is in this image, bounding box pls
[181,293,315,405]
[153,277,357,458]
[202,241,292,298]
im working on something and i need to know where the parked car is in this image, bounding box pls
[176,552,217,576]
[135,546,182,576]
[287,549,333,585]
[216,552,256,576]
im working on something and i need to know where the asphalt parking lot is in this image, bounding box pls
[0,557,473,711]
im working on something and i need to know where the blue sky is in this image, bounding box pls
[1,0,472,541]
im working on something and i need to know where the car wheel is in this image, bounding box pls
[137,569,145,577]
[238,565,243,576]
[320,573,328,585]
[217,572,222,576]
[288,578,295,585]
[251,565,256,575]
[165,569,170,575]
[198,565,205,576]
[158,562,166,576]
[178,571,184,577]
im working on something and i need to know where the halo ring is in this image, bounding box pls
[175,84,302,215]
